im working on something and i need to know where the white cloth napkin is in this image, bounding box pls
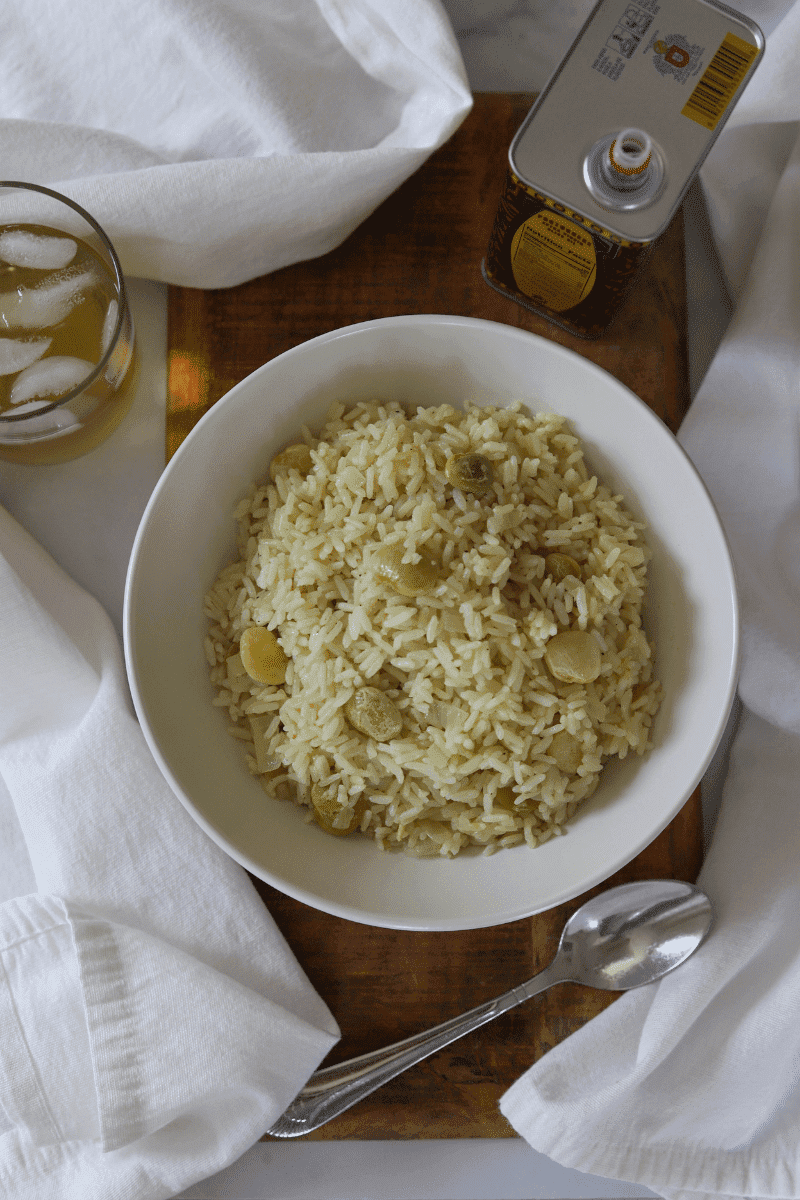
[0,0,471,288]
[0,503,340,1198]
[500,3,800,1197]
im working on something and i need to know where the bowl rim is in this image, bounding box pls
[125,313,740,930]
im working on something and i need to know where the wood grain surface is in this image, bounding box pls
[166,93,701,1140]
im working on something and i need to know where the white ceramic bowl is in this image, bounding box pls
[124,315,738,931]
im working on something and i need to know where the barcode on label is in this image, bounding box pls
[681,32,759,130]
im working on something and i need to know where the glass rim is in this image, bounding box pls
[0,180,129,424]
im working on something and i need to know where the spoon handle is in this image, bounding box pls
[267,959,567,1137]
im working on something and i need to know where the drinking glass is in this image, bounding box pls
[0,181,136,464]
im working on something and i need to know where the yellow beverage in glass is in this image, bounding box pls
[0,183,136,464]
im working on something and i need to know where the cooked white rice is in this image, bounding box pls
[204,399,662,857]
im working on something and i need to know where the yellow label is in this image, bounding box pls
[510,211,596,311]
[682,32,759,131]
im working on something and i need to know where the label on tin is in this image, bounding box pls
[484,171,649,338]
[510,211,597,311]
[681,31,760,128]
[592,2,660,82]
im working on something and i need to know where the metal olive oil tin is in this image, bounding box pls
[483,0,764,338]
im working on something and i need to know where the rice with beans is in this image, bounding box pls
[204,399,662,857]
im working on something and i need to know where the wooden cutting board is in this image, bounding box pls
[166,93,701,1140]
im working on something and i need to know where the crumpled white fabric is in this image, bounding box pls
[0,0,472,288]
[0,510,338,1198]
[501,3,800,1198]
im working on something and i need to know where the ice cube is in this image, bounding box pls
[0,336,51,375]
[0,267,94,330]
[0,230,77,270]
[100,299,118,356]
[0,398,78,440]
[10,355,93,405]
[3,399,50,415]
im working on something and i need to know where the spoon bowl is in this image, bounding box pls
[559,878,715,991]
[268,878,713,1137]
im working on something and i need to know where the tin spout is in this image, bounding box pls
[606,129,652,187]
[584,129,664,210]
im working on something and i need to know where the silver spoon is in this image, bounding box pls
[268,878,713,1138]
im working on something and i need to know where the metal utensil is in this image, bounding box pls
[268,878,713,1138]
